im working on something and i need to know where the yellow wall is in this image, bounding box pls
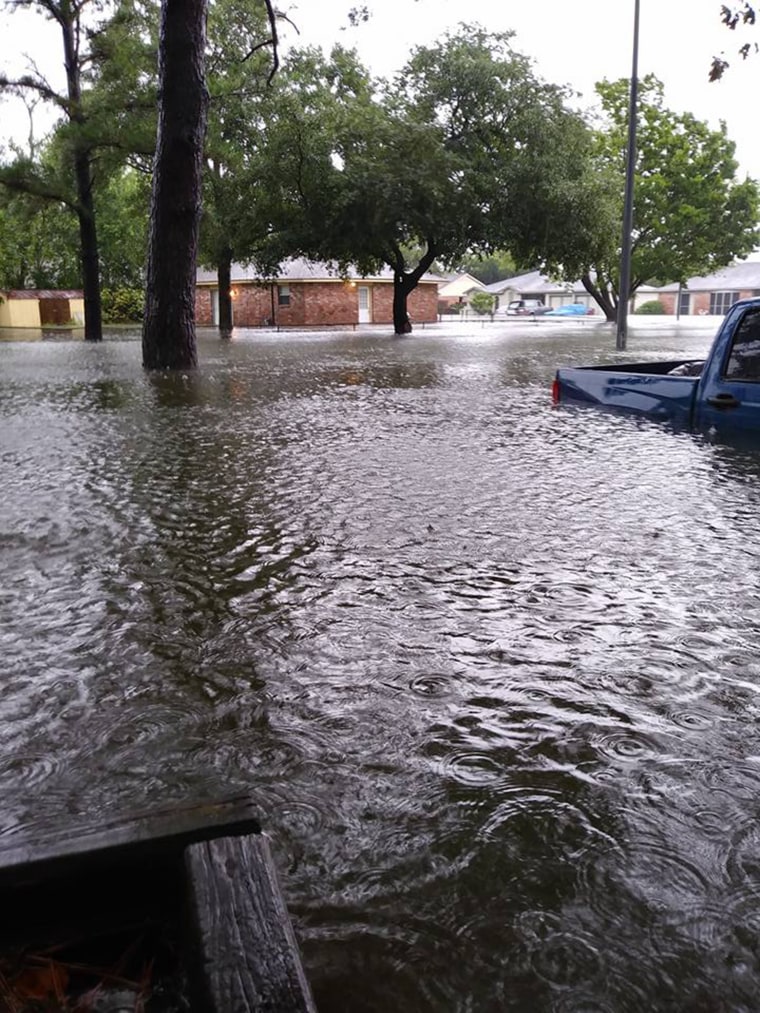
[70,298,84,324]
[1,298,42,327]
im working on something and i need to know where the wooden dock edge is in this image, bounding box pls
[184,833,317,1012]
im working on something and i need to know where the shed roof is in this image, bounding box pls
[3,289,83,299]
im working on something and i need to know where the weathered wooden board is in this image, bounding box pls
[0,795,261,891]
[185,833,317,1013]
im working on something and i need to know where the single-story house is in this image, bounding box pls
[657,260,760,315]
[437,272,486,311]
[488,259,760,317]
[483,270,596,312]
[483,270,657,314]
[195,259,440,328]
[0,289,84,327]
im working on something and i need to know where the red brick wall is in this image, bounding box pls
[371,283,439,324]
[196,286,213,326]
[667,289,758,316]
[195,280,439,327]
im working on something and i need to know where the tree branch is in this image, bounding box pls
[0,73,70,113]
[0,169,77,210]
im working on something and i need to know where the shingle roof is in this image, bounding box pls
[658,259,760,292]
[196,257,440,284]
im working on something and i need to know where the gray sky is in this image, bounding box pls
[2,0,759,178]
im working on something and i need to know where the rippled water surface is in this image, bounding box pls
[4,318,760,1011]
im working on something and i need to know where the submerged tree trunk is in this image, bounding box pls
[389,242,437,335]
[74,156,103,342]
[142,0,209,370]
[62,16,102,342]
[581,273,617,323]
[217,246,233,332]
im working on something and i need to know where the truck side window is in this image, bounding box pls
[725,310,760,381]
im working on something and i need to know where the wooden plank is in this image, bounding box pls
[185,833,317,1013]
[0,796,261,891]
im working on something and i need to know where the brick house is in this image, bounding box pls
[657,261,760,316]
[195,259,440,328]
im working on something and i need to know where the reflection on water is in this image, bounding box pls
[3,320,760,1010]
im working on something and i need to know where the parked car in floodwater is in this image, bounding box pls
[545,303,595,317]
[503,299,553,317]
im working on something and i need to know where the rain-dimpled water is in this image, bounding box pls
[3,316,760,1011]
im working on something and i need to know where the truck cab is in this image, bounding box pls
[553,297,760,438]
[695,302,760,434]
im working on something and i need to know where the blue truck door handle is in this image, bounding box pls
[706,393,741,409]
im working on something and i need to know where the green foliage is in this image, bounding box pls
[0,189,81,288]
[583,74,760,316]
[246,24,600,329]
[97,168,151,288]
[469,291,496,316]
[101,286,144,322]
[634,299,666,315]
[457,250,518,285]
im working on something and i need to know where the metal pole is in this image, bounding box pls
[616,0,640,351]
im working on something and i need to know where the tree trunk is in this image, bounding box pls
[142,0,209,370]
[61,16,102,342]
[392,274,412,334]
[581,273,617,323]
[75,157,103,343]
[217,246,233,332]
[390,241,437,335]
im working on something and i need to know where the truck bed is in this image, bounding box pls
[553,360,700,426]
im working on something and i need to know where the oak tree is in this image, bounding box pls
[581,75,760,320]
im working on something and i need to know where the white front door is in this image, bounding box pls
[211,289,233,327]
[358,285,371,323]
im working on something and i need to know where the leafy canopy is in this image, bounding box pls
[581,74,759,316]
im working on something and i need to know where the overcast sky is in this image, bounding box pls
[2,0,759,178]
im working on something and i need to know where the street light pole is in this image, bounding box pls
[616,0,640,351]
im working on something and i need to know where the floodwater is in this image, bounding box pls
[3,316,760,1011]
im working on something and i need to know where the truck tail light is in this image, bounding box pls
[551,377,560,403]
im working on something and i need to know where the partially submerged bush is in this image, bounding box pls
[634,299,666,315]
[101,287,144,323]
[469,291,496,316]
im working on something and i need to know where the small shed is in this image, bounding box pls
[0,289,85,328]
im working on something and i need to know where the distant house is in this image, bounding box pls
[437,272,486,312]
[483,270,597,312]
[195,259,440,328]
[657,261,760,315]
[0,289,84,328]
[484,269,663,314]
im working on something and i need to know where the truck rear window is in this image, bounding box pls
[724,309,760,381]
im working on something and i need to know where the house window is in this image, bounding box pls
[709,291,740,315]
[278,285,290,307]
[678,290,690,316]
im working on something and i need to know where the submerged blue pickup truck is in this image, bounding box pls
[553,297,760,437]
